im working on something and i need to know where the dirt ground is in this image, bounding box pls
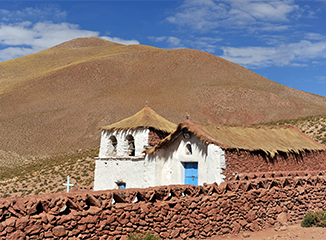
[208,224,326,240]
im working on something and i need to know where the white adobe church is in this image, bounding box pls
[94,106,227,190]
[94,106,326,191]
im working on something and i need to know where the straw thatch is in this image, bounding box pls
[100,106,177,133]
[146,120,326,157]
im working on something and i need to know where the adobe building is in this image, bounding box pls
[94,108,326,190]
[145,120,326,182]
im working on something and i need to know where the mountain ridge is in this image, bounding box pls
[1,37,326,158]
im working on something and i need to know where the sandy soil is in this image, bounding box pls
[208,224,326,240]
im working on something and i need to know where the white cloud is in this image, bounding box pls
[167,36,183,46]
[316,76,326,83]
[221,40,326,68]
[101,37,139,45]
[167,0,301,32]
[0,21,139,61]
[148,35,222,53]
[0,6,67,22]
[148,36,168,42]
[0,47,35,61]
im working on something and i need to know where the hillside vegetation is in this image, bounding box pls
[262,115,326,145]
[0,149,97,198]
[1,36,326,162]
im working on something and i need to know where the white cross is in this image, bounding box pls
[63,175,74,193]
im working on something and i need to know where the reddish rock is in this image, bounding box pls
[246,210,256,223]
[4,217,17,227]
[277,212,288,226]
[53,225,67,237]
[44,230,54,238]
[118,212,130,225]
[47,214,57,224]
[72,228,81,236]
[170,228,180,238]
[78,224,87,231]
[238,219,248,227]
[174,203,183,211]
[79,214,99,224]
[233,221,241,234]
[181,219,190,226]
[249,220,260,231]
[6,230,25,240]
[204,224,212,233]
[25,224,42,235]
[57,213,75,224]
[160,231,169,239]
[16,216,29,230]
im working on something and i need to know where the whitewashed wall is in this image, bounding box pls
[95,129,226,191]
[94,157,156,190]
[148,134,226,186]
[99,129,150,158]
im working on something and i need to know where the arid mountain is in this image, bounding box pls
[1,37,326,158]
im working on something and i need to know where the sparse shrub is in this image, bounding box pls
[128,232,160,240]
[2,193,11,198]
[301,211,326,228]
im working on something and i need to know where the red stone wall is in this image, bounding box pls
[1,172,326,239]
[148,129,169,147]
[224,149,326,180]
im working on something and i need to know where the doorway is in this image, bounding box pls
[184,162,198,186]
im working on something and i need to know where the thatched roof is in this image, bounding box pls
[146,120,326,157]
[100,106,177,133]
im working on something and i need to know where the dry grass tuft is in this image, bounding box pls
[0,149,97,198]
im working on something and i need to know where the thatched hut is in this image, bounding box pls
[94,106,176,190]
[145,120,326,184]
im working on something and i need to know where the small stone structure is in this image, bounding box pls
[1,170,326,239]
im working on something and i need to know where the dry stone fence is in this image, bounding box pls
[1,170,326,239]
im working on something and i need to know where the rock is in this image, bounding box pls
[250,220,260,231]
[16,216,29,230]
[160,231,169,239]
[79,214,99,224]
[232,221,241,234]
[246,210,256,223]
[170,229,180,238]
[243,232,250,238]
[52,225,67,237]
[277,212,288,226]
[6,230,25,240]
[25,224,42,235]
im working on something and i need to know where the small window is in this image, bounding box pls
[109,136,117,153]
[182,129,191,139]
[126,135,135,156]
[118,182,126,189]
[186,144,192,155]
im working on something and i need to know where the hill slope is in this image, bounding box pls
[1,37,326,158]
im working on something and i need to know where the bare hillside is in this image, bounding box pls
[1,37,326,158]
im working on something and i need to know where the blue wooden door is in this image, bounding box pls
[184,162,198,186]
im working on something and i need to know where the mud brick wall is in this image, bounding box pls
[1,171,326,240]
[148,129,169,147]
[224,149,326,180]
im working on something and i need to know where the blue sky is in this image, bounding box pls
[1,0,326,97]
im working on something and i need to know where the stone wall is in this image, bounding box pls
[224,149,326,180]
[1,171,326,240]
